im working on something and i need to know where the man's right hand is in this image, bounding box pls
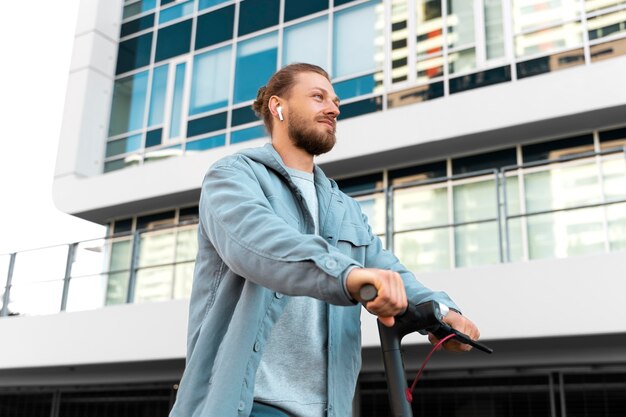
[346,268,407,327]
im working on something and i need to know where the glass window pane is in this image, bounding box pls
[135,266,174,302]
[601,155,626,201]
[513,0,582,33]
[186,134,226,152]
[607,202,626,251]
[71,240,108,278]
[587,8,626,41]
[104,156,141,173]
[230,125,266,144]
[199,0,229,10]
[155,19,192,62]
[174,263,195,299]
[121,14,155,38]
[144,144,183,163]
[447,0,475,49]
[116,33,153,75]
[176,225,199,262]
[169,62,186,139]
[7,281,64,316]
[522,134,594,163]
[448,48,476,74]
[390,0,409,85]
[355,193,386,235]
[106,134,143,158]
[506,217,525,262]
[159,0,194,24]
[416,0,443,57]
[527,208,605,260]
[148,65,169,126]
[333,73,376,100]
[333,1,381,78]
[455,221,500,267]
[106,271,130,305]
[453,179,497,223]
[146,128,162,147]
[123,0,157,19]
[484,0,505,59]
[238,0,280,36]
[449,66,511,94]
[187,111,228,137]
[283,17,328,69]
[284,0,328,22]
[516,48,585,79]
[189,46,232,115]
[452,148,516,175]
[195,5,235,50]
[394,184,448,231]
[524,160,601,213]
[234,32,278,104]
[108,71,150,137]
[387,81,444,107]
[417,55,444,82]
[138,230,176,268]
[515,22,583,58]
[231,105,258,127]
[337,96,382,120]
[395,229,451,272]
[109,239,133,272]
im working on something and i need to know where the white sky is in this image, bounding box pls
[0,1,106,255]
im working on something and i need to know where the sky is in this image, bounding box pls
[0,1,106,255]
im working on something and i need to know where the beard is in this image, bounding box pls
[287,111,336,156]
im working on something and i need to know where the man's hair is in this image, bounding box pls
[252,63,330,135]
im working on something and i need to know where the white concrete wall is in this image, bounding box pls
[2,251,625,369]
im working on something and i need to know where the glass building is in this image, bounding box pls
[2,0,626,415]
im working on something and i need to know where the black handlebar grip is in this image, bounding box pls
[360,284,378,302]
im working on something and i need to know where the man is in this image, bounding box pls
[169,63,480,417]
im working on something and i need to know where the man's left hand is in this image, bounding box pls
[428,310,480,352]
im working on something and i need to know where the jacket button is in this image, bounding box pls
[238,401,245,411]
[325,259,337,269]
[254,341,261,352]
[275,292,283,299]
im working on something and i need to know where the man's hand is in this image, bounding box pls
[346,268,408,327]
[428,310,480,352]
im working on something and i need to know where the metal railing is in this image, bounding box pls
[2,148,625,318]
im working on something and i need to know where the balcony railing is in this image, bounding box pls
[2,148,625,318]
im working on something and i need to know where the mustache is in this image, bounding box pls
[316,116,336,128]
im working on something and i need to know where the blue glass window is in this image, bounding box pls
[282,17,328,68]
[333,1,379,78]
[337,96,382,120]
[170,63,187,139]
[187,112,228,137]
[234,32,278,104]
[231,125,266,144]
[161,0,176,5]
[159,0,194,24]
[123,0,157,19]
[121,14,154,38]
[333,73,375,100]
[186,134,226,152]
[148,64,169,126]
[195,5,235,50]
[109,71,149,136]
[189,45,232,115]
[231,105,259,127]
[284,0,327,22]
[116,33,153,74]
[155,19,192,62]
[238,0,280,36]
[199,0,229,10]
[146,129,163,147]
[105,158,140,173]
[106,134,143,157]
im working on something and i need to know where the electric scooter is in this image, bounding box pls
[360,285,493,417]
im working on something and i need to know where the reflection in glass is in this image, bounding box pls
[601,156,626,201]
[514,22,583,58]
[416,0,443,57]
[527,208,605,259]
[484,0,505,59]
[447,0,475,49]
[607,202,626,251]
[234,33,278,104]
[108,71,149,137]
[455,221,499,267]
[355,193,386,236]
[123,0,156,19]
[585,0,626,13]
[176,226,199,262]
[453,179,497,223]
[587,8,626,40]
[190,46,232,115]
[516,48,585,79]
[148,65,168,127]
[159,0,194,24]
[169,63,186,139]
[448,48,476,74]
[590,36,626,61]
[135,266,174,302]
[230,125,266,144]
[394,184,448,231]
[395,228,450,272]
[283,17,328,69]
[139,230,175,268]
[512,0,581,33]
[333,0,382,78]
[186,134,226,152]
[333,74,377,101]
[106,271,130,305]
[416,55,444,82]
[116,33,153,75]
[106,134,142,158]
[390,0,409,83]
[174,262,195,299]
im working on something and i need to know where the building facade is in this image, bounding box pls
[2,0,626,415]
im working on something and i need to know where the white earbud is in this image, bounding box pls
[277,105,284,121]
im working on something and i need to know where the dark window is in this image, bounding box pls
[390,161,447,184]
[517,49,585,79]
[187,112,228,137]
[336,172,383,194]
[238,0,279,36]
[180,206,199,222]
[195,5,235,50]
[231,105,259,127]
[338,96,382,120]
[449,66,511,94]
[599,126,626,149]
[161,0,176,5]
[155,19,192,62]
[284,0,327,22]
[0,393,53,417]
[113,218,133,234]
[137,211,176,230]
[522,134,594,163]
[391,38,407,50]
[392,20,407,31]
[334,0,357,5]
[121,14,155,38]
[146,129,163,147]
[116,33,153,75]
[452,148,516,175]
[58,388,172,417]
[564,373,626,417]
[387,81,444,109]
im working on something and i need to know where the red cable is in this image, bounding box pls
[405,333,457,403]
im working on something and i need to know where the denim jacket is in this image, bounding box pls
[169,143,458,417]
